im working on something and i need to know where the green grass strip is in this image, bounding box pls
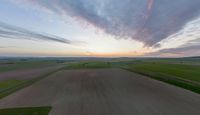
[123,67,200,94]
[0,80,24,91]
[0,106,51,115]
[0,67,64,99]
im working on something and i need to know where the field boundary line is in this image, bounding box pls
[0,66,64,99]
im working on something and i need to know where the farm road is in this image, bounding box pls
[0,69,200,115]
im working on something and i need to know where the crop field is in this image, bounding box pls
[0,106,51,115]
[0,69,200,115]
[0,57,200,114]
[0,59,64,99]
[65,61,111,69]
[0,80,24,91]
[122,61,200,93]
[0,60,60,73]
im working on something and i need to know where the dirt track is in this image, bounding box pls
[0,69,200,115]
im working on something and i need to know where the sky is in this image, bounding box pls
[0,0,200,57]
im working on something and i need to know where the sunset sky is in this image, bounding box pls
[0,0,200,57]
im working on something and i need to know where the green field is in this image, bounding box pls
[0,66,64,99]
[0,106,51,115]
[0,60,59,73]
[51,59,200,94]
[0,80,25,91]
[0,58,200,114]
[1,57,200,97]
[65,61,111,69]
[123,62,200,93]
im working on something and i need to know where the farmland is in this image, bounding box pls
[0,59,60,73]
[64,61,111,69]
[0,57,200,114]
[0,106,51,115]
[121,58,200,94]
[0,59,64,99]
[1,69,200,115]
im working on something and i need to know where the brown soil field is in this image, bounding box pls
[0,66,63,81]
[0,69,200,115]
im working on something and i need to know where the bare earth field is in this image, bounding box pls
[0,66,63,81]
[0,69,200,115]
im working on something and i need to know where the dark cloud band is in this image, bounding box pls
[0,21,72,44]
[147,45,200,57]
[24,0,200,46]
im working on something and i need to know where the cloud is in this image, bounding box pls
[19,0,200,46]
[147,43,200,57]
[0,21,72,44]
[153,17,200,49]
